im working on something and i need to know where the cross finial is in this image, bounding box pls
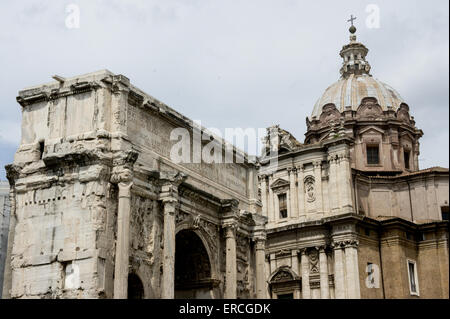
[347,15,357,26]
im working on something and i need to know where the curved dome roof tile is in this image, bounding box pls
[311,74,405,119]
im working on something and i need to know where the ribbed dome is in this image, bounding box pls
[310,28,406,120]
[310,73,405,119]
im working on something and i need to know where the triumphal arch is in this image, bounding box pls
[3,69,267,299]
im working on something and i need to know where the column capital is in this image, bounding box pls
[110,151,138,196]
[258,174,268,182]
[111,166,134,199]
[159,171,186,203]
[327,154,338,163]
[110,167,133,184]
[254,238,266,250]
[223,221,238,238]
[316,245,328,253]
[313,161,322,168]
[332,239,359,249]
[5,164,20,186]
[337,150,350,160]
[299,247,308,256]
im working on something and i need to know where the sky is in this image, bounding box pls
[0,0,448,180]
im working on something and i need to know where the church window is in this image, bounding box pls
[366,145,379,164]
[278,193,288,219]
[367,263,375,285]
[407,260,419,295]
[404,150,410,169]
[441,206,449,221]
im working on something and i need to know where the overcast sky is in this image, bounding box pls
[0,0,448,180]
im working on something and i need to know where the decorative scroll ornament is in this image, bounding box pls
[309,249,319,274]
[272,269,294,283]
[304,176,316,202]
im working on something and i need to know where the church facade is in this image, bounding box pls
[2,26,449,299]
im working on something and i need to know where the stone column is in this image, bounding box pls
[300,249,310,299]
[319,246,330,299]
[247,167,258,202]
[221,199,239,299]
[313,161,323,213]
[161,197,177,299]
[2,164,19,299]
[291,249,299,276]
[338,152,353,212]
[328,155,340,213]
[296,165,305,218]
[274,192,280,222]
[288,167,298,219]
[160,172,185,299]
[332,242,346,299]
[224,225,237,299]
[265,255,271,299]
[260,175,268,217]
[268,175,275,222]
[111,167,134,299]
[255,238,266,299]
[344,240,360,299]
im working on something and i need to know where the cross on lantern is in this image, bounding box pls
[347,15,357,26]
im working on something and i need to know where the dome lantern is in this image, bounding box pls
[339,15,372,78]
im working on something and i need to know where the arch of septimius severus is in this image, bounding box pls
[1,23,448,299]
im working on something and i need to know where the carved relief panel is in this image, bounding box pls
[304,176,316,203]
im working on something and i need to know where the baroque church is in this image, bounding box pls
[1,23,449,299]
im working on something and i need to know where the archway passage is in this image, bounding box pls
[128,273,144,299]
[175,230,214,299]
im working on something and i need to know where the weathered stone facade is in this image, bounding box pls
[2,69,267,299]
[0,180,11,298]
[259,27,449,299]
[2,26,448,299]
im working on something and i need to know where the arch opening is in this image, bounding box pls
[175,229,214,299]
[128,273,144,299]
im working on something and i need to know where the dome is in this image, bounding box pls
[310,29,405,119]
[310,73,405,119]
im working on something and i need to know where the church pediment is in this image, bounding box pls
[269,266,299,283]
[358,125,385,136]
[270,178,290,190]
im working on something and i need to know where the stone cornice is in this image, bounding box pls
[17,81,102,107]
[353,168,449,184]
